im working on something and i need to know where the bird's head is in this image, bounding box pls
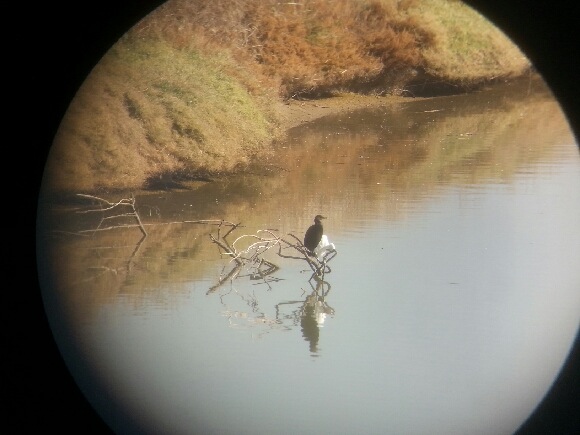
[314,215,326,223]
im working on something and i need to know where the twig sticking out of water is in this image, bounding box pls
[280,233,334,278]
[208,224,336,291]
[75,193,147,237]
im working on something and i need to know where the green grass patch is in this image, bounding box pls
[413,0,529,82]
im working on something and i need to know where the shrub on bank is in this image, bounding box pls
[134,0,528,97]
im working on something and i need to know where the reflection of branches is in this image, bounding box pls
[52,194,149,283]
[208,263,243,293]
[127,233,147,273]
[207,223,283,293]
[73,233,147,286]
[219,288,287,335]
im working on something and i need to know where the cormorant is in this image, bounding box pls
[304,215,326,254]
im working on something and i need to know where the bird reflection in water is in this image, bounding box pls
[300,276,334,354]
[274,275,334,354]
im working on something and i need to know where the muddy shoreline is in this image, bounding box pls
[273,93,413,132]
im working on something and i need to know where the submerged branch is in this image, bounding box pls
[208,223,337,290]
[60,194,336,290]
[207,262,243,294]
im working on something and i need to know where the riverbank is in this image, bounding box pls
[271,74,535,134]
[42,0,531,194]
[272,92,409,132]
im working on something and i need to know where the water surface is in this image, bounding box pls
[38,78,580,434]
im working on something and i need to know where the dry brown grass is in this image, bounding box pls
[43,0,532,193]
[134,0,527,98]
[45,39,276,193]
[134,0,438,98]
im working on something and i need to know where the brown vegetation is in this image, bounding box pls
[133,0,528,98]
[43,0,531,193]
[133,0,421,97]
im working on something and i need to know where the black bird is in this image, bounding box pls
[304,215,326,254]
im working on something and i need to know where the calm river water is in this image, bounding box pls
[38,77,579,435]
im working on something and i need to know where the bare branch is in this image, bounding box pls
[61,195,336,291]
[209,233,243,265]
[72,193,147,237]
[207,223,336,292]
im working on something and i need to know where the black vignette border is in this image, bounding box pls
[22,1,579,434]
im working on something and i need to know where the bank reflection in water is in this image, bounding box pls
[38,76,580,435]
